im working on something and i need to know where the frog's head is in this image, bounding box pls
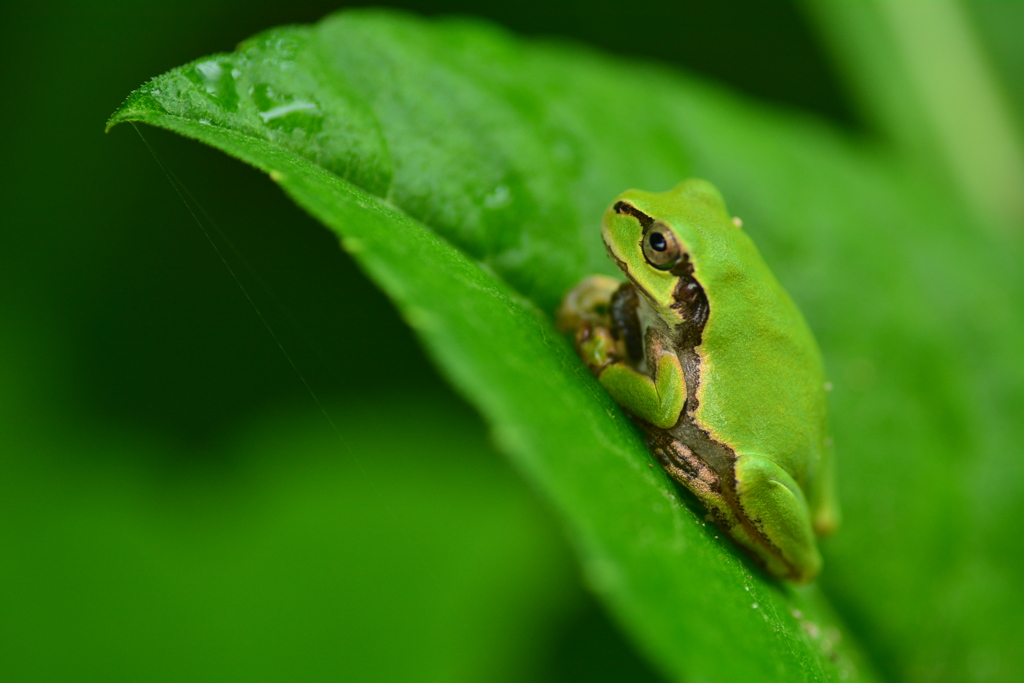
[601,179,739,326]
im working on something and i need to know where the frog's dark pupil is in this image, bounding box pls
[649,232,667,252]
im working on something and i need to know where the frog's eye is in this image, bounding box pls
[642,224,682,270]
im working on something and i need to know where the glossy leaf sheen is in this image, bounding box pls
[110,9,1024,682]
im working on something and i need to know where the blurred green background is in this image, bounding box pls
[2,1,1022,681]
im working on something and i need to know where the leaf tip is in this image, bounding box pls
[105,81,170,133]
[104,109,133,133]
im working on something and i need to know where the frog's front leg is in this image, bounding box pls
[733,455,822,583]
[597,351,686,429]
[558,276,685,428]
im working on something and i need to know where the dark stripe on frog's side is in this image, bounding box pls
[611,202,793,576]
[667,256,708,347]
[604,202,655,302]
[644,310,794,575]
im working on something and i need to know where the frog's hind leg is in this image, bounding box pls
[733,455,822,583]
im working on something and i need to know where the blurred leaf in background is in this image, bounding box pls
[3,1,1024,682]
[0,393,581,681]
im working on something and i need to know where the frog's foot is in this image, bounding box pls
[733,455,822,583]
[576,324,621,374]
[556,275,621,333]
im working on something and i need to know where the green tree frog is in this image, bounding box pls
[558,179,839,583]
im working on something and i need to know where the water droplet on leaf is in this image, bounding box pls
[187,59,240,112]
[252,83,322,134]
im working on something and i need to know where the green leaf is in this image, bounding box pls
[109,8,1024,682]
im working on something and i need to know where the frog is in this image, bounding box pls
[557,179,839,583]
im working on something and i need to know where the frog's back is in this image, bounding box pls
[668,185,829,488]
[690,234,829,497]
[697,264,828,474]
